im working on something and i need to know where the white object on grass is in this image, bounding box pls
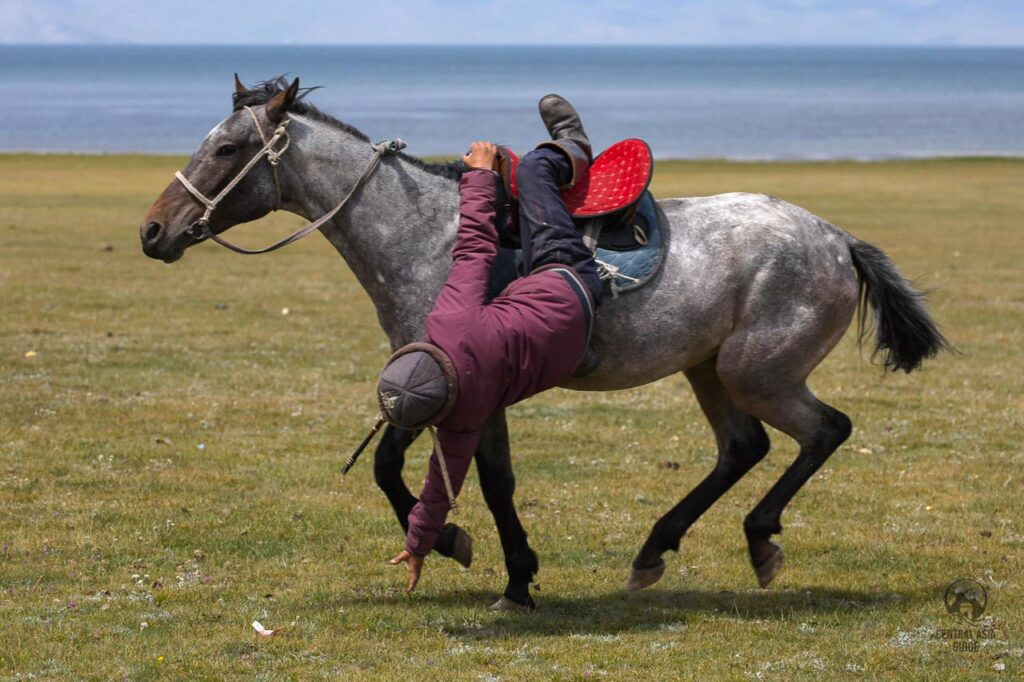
[251,620,276,637]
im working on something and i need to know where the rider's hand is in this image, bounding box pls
[462,141,498,171]
[389,549,424,594]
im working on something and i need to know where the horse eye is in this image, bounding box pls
[216,144,238,157]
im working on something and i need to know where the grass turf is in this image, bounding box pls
[1,154,1022,679]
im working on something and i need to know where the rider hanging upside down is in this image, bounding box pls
[378,95,602,593]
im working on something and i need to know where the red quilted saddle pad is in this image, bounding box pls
[503,139,653,218]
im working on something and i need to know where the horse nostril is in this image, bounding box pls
[144,221,163,243]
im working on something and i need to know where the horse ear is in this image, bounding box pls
[266,77,300,124]
[234,73,247,97]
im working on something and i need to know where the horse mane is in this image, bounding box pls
[233,76,465,181]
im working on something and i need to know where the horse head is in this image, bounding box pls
[140,75,301,262]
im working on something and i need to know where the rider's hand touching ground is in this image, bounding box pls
[389,549,424,594]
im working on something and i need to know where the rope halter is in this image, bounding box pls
[175,106,291,241]
[172,105,406,256]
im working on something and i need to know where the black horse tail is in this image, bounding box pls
[848,239,950,373]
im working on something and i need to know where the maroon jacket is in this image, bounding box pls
[404,169,593,556]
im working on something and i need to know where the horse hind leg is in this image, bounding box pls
[628,357,771,590]
[738,386,850,588]
[716,328,853,588]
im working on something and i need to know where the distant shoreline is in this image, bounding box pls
[6,45,1021,161]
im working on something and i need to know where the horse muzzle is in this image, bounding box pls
[139,218,186,263]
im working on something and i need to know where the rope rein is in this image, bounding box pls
[174,106,405,255]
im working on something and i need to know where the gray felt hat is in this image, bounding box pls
[377,342,459,430]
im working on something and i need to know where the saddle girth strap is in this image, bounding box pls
[582,222,602,254]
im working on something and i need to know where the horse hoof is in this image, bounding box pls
[754,543,784,588]
[451,527,473,569]
[488,596,534,614]
[626,558,666,591]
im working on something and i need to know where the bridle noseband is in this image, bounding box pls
[176,106,290,243]
[174,105,405,255]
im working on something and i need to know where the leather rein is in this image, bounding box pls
[175,106,406,255]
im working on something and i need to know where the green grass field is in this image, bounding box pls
[1,154,1022,679]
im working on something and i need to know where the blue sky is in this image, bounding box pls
[2,0,1022,45]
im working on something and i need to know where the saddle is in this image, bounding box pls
[498,138,653,220]
[490,139,665,297]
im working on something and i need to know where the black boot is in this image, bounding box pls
[536,94,592,189]
[538,94,592,157]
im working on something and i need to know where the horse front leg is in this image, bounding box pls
[372,425,472,565]
[474,410,539,612]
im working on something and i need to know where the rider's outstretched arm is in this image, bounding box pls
[430,142,500,314]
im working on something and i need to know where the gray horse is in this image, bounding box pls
[140,77,947,611]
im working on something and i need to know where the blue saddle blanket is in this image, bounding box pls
[487,190,664,299]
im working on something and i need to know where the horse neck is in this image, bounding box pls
[280,116,459,346]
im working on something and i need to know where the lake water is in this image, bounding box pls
[3,45,1023,159]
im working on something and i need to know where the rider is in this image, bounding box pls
[381,95,601,592]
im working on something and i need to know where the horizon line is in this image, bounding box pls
[3,42,1024,49]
